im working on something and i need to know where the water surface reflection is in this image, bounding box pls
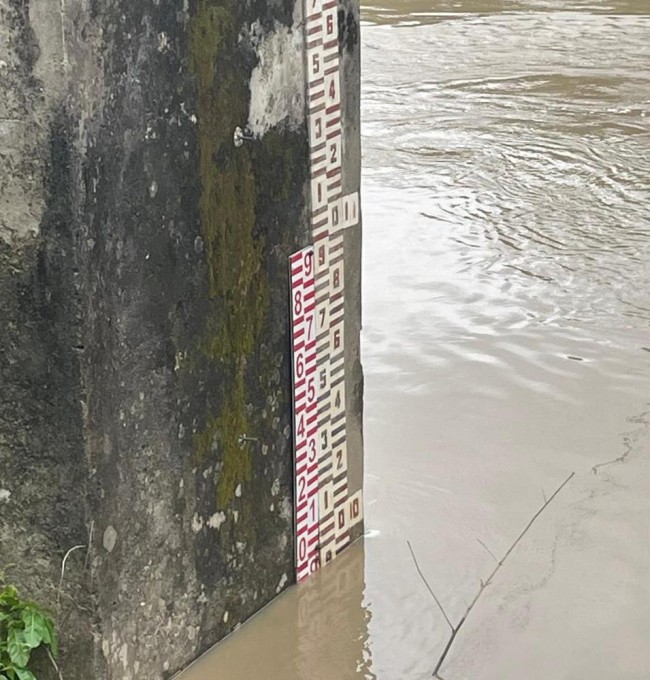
[181,542,372,680]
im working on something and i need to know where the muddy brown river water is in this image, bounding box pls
[181,2,650,678]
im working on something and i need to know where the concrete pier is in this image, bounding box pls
[0,1,361,677]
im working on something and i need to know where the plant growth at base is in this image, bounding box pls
[0,582,58,680]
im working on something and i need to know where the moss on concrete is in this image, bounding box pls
[194,369,252,507]
[189,0,270,509]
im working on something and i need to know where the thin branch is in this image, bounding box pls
[57,545,86,611]
[47,647,64,680]
[430,471,575,677]
[592,408,649,475]
[486,473,574,582]
[407,540,454,633]
[475,538,499,565]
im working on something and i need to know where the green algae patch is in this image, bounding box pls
[189,0,269,508]
[194,370,253,508]
[190,0,263,304]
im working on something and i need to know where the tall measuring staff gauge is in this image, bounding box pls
[290,0,363,582]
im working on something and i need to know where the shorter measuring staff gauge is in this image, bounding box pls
[290,245,362,583]
[290,248,320,581]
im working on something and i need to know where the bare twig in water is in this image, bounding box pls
[408,472,575,679]
[592,407,649,475]
[407,540,454,633]
[542,488,547,504]
[57,545,86,611]
[475,538,499,565]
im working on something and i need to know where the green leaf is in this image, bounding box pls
[20,610,45,650]
[0,588,19,611]
[0,586,18,599]
[6,629,29,668]
[39,616,51,645]
[14,669,36,680]
[43,618,57,658]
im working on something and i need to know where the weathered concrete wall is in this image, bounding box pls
[0,0,96,675]
[0,0,361,678]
